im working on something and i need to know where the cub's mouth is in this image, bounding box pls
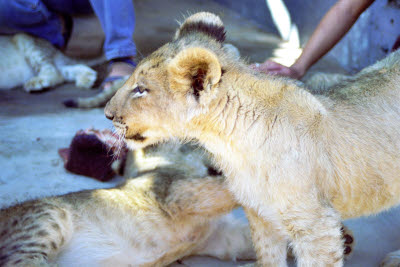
[111,121,147,143]
[112,123,126,137]
[125,133,147,142]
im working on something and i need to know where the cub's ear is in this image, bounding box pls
[174,12,226,43]
[167,47,221,103]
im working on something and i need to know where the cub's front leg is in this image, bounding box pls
[267,180,344,267]
[245,208,288,267]
[248,199,343,266]
[249,145,345,266]
[283,204,343,266]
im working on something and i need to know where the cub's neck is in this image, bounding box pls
[185,71,327,170]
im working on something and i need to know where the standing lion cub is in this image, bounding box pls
[105,12,400,267]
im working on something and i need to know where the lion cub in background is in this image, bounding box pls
[0,33,97,92]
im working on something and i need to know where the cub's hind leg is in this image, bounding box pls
[192,213,256,261]
[0,200,73,266]
[160,173,238,218]
[381,250,400,267]
[12,33,64,92]
[153,172,255,265]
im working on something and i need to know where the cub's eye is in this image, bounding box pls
[131,86,149,98]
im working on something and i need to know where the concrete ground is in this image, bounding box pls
[1,0,400,266]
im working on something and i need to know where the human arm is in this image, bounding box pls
[252,0,375,79]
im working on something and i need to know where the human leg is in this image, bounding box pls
[88,0,136,60]
[88,0,136,89]
[41,0,92,15]
[0,0,65,47]
[0,0,94,48]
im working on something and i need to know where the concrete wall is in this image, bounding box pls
[215,0,400,72]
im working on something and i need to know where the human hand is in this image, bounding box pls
[250,60,303,79]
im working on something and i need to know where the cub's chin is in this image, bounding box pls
[124,130,172,150]
[125,140,148,150]
[125,133,147,142]
[125,133,149,150]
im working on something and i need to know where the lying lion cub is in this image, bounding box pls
[0,33,97,92]
[105,11,400,267]
[0,143,255,266]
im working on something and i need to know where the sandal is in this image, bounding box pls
[108,57,137,67]
[101,57,137,89]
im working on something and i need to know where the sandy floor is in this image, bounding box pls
[1,0,400,266]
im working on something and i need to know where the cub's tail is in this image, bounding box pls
[63,76,128,108]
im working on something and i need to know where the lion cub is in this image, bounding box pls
[105,12,400,267]
[0,33,97,92]
[0,142,255,266]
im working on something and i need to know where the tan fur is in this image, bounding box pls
[69,43,240,109]
[0,33,97,92]
[304,51,400,94]
[105,12,400,266]
[0,142,255,266]
[304,73,352,94]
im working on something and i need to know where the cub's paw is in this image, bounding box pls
[287,224,355,260]
[239,263,257,267]
[74,65,97,89]
[59,65,97,89]
[24,75,63,92]
[381,250,400,267]
[24,76,47,92]
[341,225,355,260]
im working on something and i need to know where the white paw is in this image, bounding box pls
[381,250,400,267]
[60,65,97,89]
[24,65,64,92]
[24,75,63,92]
[75,67,97,89]
[24,77,46,92]
[239,263,256,267]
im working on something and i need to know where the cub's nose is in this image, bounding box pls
[104,108,114,121]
